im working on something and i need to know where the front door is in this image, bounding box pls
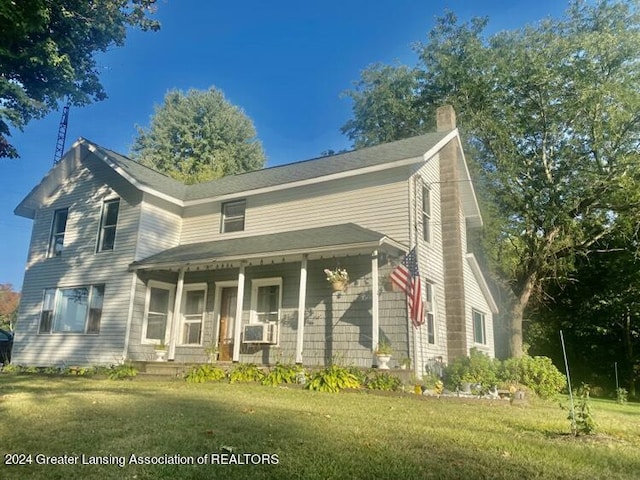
[218,287,237,361]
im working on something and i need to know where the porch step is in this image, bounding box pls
[132,361,192,377]
[132,361,418,383]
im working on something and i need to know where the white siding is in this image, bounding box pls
[181,167,412,246]
[135,196,182,260]
[412,154,449,372]
[463,253,496,357]
[13,162,141,366]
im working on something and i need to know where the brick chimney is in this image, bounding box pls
[436,104,457,132]
[437,105,468,361]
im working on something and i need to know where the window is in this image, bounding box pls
[250,278,282,324]
[97,199,120,252]
[426,313,435,344]
[473,309,487,344]
[221,200,246,233]
[39,285,104,334]
[143,282,174,344]
[425,283,435,344]
[48,208,68,257]
[180,284,206,345]
[422,185,431,242]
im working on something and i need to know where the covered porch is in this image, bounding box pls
[126,224,409,368]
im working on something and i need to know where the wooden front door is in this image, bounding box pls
[218,287,237,361]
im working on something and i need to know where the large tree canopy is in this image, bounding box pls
[130,87,266,184]
[0,0,160,158]
[343,0,640,358]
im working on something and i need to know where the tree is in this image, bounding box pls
[0,283,20,330]
[0,0,160,158]
[342,1,640,357]
[131,87,266,184]
[341,64,430,148]
[528,220,640,397]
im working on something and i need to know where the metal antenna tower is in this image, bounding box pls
[53,102,70,164]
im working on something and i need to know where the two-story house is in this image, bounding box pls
[12,106,497,376]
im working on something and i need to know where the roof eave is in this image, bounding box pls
[130,237,407,272]
[466,253,499,314]
[14,138,88,219]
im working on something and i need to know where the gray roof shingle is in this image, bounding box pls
[86,131,452,202]
[130,223,402,269]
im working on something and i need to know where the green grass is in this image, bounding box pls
[0,375,638,479]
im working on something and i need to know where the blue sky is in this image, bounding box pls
[1,0,568,289]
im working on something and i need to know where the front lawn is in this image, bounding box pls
[0,375,638,479]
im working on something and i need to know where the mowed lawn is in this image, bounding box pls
[0,375,638,480]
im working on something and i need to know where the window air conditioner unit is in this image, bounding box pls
[242,322,277,344]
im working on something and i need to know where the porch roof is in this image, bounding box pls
[130,223,407,271]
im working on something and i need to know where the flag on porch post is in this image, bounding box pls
[389,247,424,328]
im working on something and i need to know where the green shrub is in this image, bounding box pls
[616,387,628,404]
[501,355,566,399]
[444,348,499,392]
[365,372,401,391]
[185,364,227,383]
[346,365,368,385]
[261,362,304,386]
[228,363,265,383]
[108,363,138,380]
[0,364,21,373]
[306,365,361,393]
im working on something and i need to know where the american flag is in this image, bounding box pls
[389,247,424,328]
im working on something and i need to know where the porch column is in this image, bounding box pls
[168,267,185,360]
[295,255,308,364]
[371,249,379,366]
[232,263,246,362]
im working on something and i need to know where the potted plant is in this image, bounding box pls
[400,357,411,370]
[324,268,349,292]
[375,340,393,370]
[154,341,167,362]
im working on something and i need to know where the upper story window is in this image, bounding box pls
[48,208,68,257]
[97,199,120,252]
[39,285,104,334]
[221,200,246,233]
[422,185,431,243]
[473,309,487,345]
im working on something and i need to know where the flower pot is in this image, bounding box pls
[376,354,392,370]
[155,349,167,362]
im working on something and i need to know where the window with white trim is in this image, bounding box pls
[143,282,174,344]
[221,200,246,233]
[250,278,282,324]
[425,282,435,344]
[39,285,104,334]
[48,208,68,257]
[422,185,431,242]
[97,198,120,252]
[473,309,487,345]
[180,284,206,345]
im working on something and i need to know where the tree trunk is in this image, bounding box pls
[509,275,537,358]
